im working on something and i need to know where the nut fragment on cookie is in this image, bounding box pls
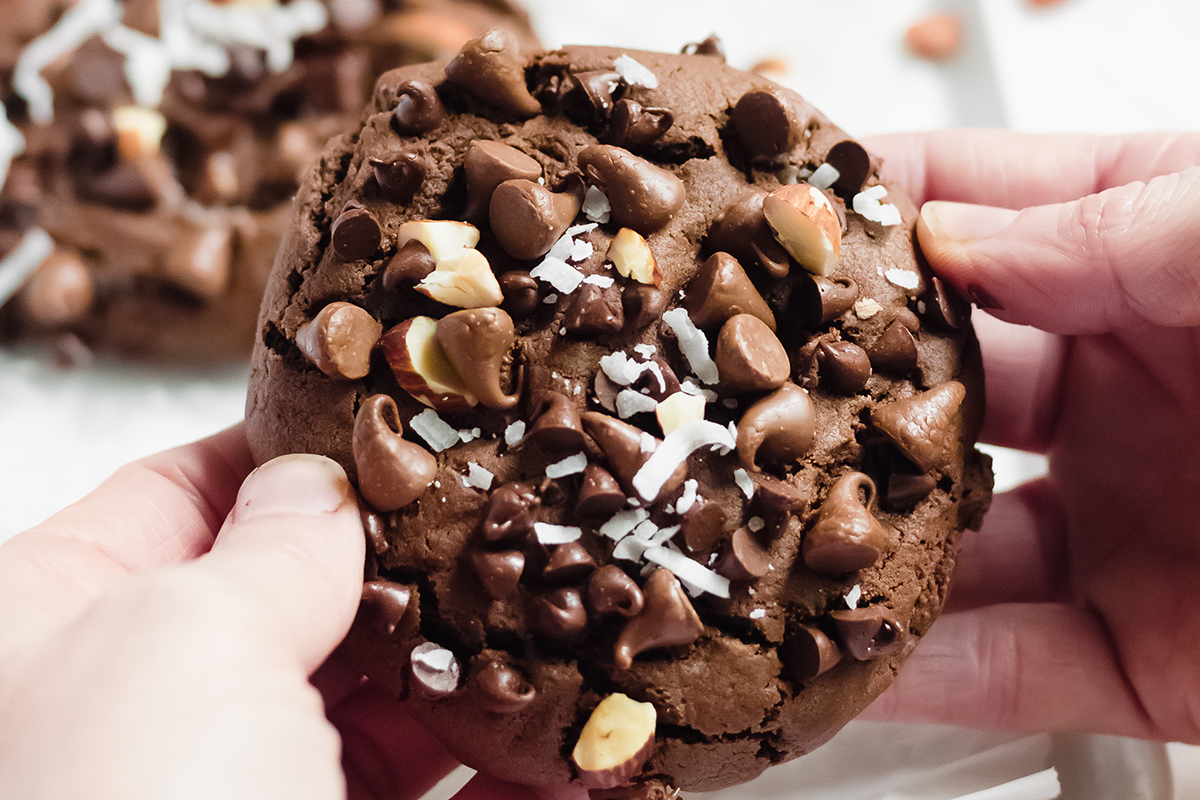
[573,693,657,789]
[762,183,842,276]
[399,220,503,307]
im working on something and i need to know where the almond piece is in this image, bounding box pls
[398,220,504,308]
[763,183,842,276]
[607,227,662,286]
[380,316,478,412]
[572,693,656,789]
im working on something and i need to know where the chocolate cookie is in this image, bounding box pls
[0,0,537,361]
[246,34,993,794]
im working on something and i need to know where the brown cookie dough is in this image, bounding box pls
[0,0,538,361]
[246,34,993,794]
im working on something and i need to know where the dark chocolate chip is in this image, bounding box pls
[382,240,436,291]
[581,412,685,501]
[631,355,681,402]
[621,283,667,331]
[884,472,937,507]
[924,275,971,330]
[803,472,888,574]
[480,482,540,541]
[824,140,871,198]
[682,34,726,60]
[390,80,447,134]
[409,641,460,697]
[360,507,390,556]
[577,144,685,235]
[752,478,809,520]
[715,527,772,582]
[866,321,919,375]
[528,391,586,450]
[714,314,790,394]
[684,252,775,331]
[564,282,624,335]
[614,568,704,669]
[543,541,597,584]
[587,564,645,617]
[498,270,541,318]
[815,276,859,323]
[575,464,627,519]
[814,339,872,394]
[829,607,907,661]
[463,140,542,222]
[731,88,801,162]
[490,178,584,261]
[564,70,624,118]
[471,549,526,600]
[534,587,589,637]
[781,622,842,680]
[444,29,542,117]
[371,152,425,204]
[360,580,415,637]
[331,206,382,262]
[605,99,674,151]
[471,660,536,713]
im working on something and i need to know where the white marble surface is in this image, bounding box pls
[3,0,1199,795]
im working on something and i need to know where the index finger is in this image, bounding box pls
[864,129,1200,208]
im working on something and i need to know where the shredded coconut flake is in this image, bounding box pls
[542,293,559,304]
[582,273,615,288]
[545,452,587,478]
[599,351,646,385]
[411,642,456,673]
[613,535,650,562]
[465,462,494,490]
[749,608,767,620]
[734,468,755,499]
[530,257,585,294]
[457,427,481,443]
[643,545,730,598]
[616,389,658,419]
[674,479,699,515]
[582,185,611,223]
[853,184,903,226]
[662,308,719,384]
[599,508,650,541]
[853,297,884,319]
[845,585,863,609]
[633,343,657,358]
[808,163,840,191]
[613,54,659,88]
[504,420,526,446]
[534,522,583,545]
[632,420,736,502]
[885,268,920,290]
[680,379,718,403]
[410,409,460,452]
[638,432,657,454]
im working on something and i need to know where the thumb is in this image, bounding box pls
[200,453,366,672]
[917,166,1200,333]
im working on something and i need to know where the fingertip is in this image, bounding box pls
[920,200,1019,244]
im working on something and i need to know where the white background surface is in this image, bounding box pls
[3,0,1200,796]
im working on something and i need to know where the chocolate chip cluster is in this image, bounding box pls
[249,33,991,795]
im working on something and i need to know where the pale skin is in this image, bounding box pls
[1,130,1198,798]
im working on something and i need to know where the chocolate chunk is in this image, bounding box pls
[498,270,541,317]
[803,472,888,574]
[924,275,971,330]
[295,301,382,380]
[444,29,542,117]
[371,152,426,204]
[870,381,966,473]
[464,140,542,221]
[382,240,436,290]
[614,568,704,669]
[480,482,540,541]
[678,500,727,554]
[543,541,597,584]
[471,549,526,600]
[490,178,584,261]
[781,622,842,681]
[352,394,438,512]
[706,188,793,278]
[534,587,589,637]
[587,565,645,617]
[731,88,802,162]
[684,252,775,331]
[575,464,627,519]
[435,307,520,410]
[605,99,673,151]
[528,391,586,450]
[331,205,382,262]
[564,282,624,335]
[715,527,772,582]
[736,383,816,470]
[824,140,871,199]
[714,314,790,394]
[410,641,461,697]
[577,144,685,234]
[391,80,447,134]
[829,607,907,661]
[866,321,919,375]
[471,660,536,713]
[360,580,415,637]
[621,283,667,331]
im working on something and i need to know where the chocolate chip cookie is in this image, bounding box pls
[0,0,537,361]
[246,33,992,795]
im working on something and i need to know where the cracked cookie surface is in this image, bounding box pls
[246,36,992,795]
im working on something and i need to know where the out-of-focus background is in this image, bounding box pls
[1,0,1198,796]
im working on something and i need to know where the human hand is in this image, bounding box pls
[0,423,584,800]
[860,129,1200,744]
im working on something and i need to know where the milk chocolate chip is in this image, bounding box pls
[736,383,816,470]
[528,391,586,450]
[867,320,919,375]
[679,500,727,554]
[706,188,792,278]
[577,144,685,234]
[471,660,536,713]
[543,541,597,583]
[410,641,461,698]
[352,394,437,511]
[614,568,704,669]
[164,222,232,299]
[829,607,907,661]
[17,250,93,328]
[802,338,872,394]
[781,622,842,680]
[498,270,541,317]
[564,282,624,335]
[575,464,627,519]
[464,140,542,221]
[295,301,382,380]
[480,482,539,541]
[435,307,520,410]
[803,472,888,574]
[444,28,542,117]
[715,314,790,394]
[621,283,667,331]
[684,252,775,331]
[606,99,673,151]
[490,178,583,260]
[715,527,771,582]
[871,381,965,473]
[391,80,447,134]
[382,240,436,290]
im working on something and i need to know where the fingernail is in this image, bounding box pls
[233,454,353,523]
[920,201,1018,242]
